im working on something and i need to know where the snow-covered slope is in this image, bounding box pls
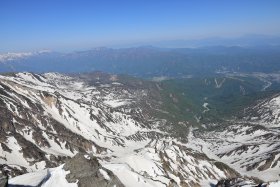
[187,94,280,183]
[243,94,280,127]
[9,153,124,187]
[188,124,280,182]
[0,72,244,187]
[9,165,78,187]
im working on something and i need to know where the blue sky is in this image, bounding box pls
[1,0,280,52]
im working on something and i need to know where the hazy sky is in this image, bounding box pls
[1,0,280,52]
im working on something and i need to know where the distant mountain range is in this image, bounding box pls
[145,34,280,48]
[1,44,280,77]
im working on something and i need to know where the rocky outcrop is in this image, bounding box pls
[0,172,7,187]
[215,177,267,187]
[63,153,124,187]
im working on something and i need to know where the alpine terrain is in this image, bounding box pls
[0,72,279,187]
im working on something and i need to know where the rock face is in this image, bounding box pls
[0,172,7,187]
[63,153,124,187]
[215,178,267,187]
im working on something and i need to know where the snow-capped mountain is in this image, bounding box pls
[0,50,51,63]
[0,52,33,62]
[0,72,279,186]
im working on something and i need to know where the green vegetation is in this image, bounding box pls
[154,75,280,126]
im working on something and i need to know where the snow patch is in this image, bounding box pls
[9,165,78,187]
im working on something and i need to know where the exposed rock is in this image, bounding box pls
[63,153,124,187]
[215,177,267,187]
[0,172,7,187]
[215,177,269,187]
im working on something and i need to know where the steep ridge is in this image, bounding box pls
[188,124,280,182]
[188,94,280,182]
[0,72,240,186]
[9,153,124,187]
[243,93,280,126]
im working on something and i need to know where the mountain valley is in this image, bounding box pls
[0,72,279,186]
